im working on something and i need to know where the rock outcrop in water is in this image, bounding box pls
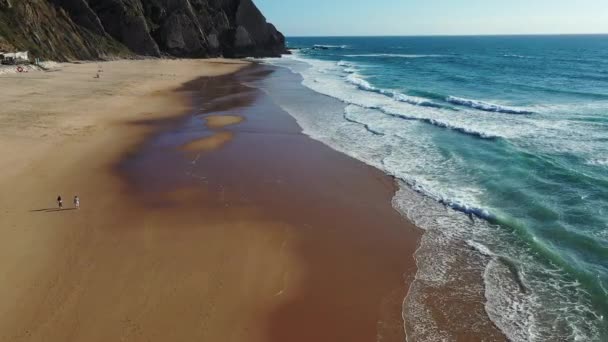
[0,0,286,61]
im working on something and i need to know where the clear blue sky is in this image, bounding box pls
[255,0,608,37]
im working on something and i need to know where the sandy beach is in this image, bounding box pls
[0,60,421,342]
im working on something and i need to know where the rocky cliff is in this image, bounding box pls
[0,0,286,61]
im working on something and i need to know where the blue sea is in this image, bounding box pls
[263,36,608,341]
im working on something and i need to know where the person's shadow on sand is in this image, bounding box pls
[30,208,77,213]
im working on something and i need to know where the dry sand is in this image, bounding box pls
[0,59,270,342]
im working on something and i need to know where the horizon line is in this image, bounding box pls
[285,33,608,38]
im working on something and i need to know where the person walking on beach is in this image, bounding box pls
[57,195,63,209]
[74,196,80,209]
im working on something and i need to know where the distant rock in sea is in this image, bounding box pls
[0,0,287,61]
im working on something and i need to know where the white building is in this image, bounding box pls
[0,51,29,61]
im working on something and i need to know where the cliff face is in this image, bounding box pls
[0,0,286,61]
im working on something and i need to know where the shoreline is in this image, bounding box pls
[0,57,510,341]
[118,64,424,341]
[253,60,509,341]
[2,59,426,341]
[278,35,608,341]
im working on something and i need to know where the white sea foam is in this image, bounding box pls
[336,61,358,74]
[503,54,537,59]
[346,73,377,91]
[467,240,496,256]
[343,75,500,136]
[313,44,348,49]
[266,52,608,173]
[377,107,500,140]
[343,71,445,109]
[270,51,608,163]
[341,75,499,140]
[391,92,444,108]
[587,158,608,167]
[344,53,444,58]
[261,54,605,342]
[446,96,535,115]
[396,182,604,342]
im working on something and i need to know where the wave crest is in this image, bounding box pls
[345,53,444,58]
[313,44,347,50]
[587,158,608,167]
[341,74,497,139]
[345,74,446,109]
[446,96,535,115]
[349,103,500,140]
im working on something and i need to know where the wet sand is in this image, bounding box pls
[122,65,422,341]
[204,115,245,129]
[180,131,235,152]
[0,61,421,341]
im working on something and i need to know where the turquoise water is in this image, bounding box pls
[265,36,608,341]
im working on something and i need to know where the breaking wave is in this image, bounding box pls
[378,107,500,140]
[263,38,608,342]
[344,53,445,58]
[337,60,351,67]
[503,54,537,59]
[446,96,535,115]
[343,101,499,141]
[313,44,348,49]
[345,74,447,109]
[587,158,608,167]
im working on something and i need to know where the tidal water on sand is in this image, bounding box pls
[263,36,608,341]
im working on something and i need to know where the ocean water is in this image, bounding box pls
[263,36,608,341]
